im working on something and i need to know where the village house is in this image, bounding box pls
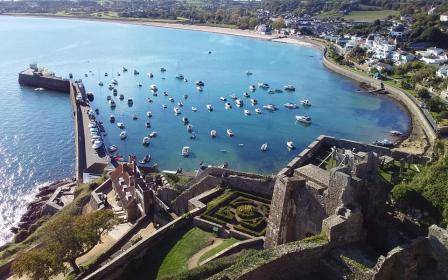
[440,12,448,22]
[392,49,415,65]
[364,34,396,60]
[437,65,448,79]
[373,62,393,73]
[416,47,448,64]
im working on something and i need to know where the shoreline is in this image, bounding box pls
[3,14,431,154]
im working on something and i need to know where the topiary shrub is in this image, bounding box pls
[236,205,257,219]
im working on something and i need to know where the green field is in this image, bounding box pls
[343,10,399,22]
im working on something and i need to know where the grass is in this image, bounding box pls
[379,160,421,186]
[343,10,399,22]
[198,238,239,263]
[156,227,214,279]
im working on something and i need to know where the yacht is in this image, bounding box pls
[246,71,253,76]
[108,145,118,153]
[284,102,298,109]
[301,100,311,106]
[210,130,217,138]
[196,81,205,87]
[220,97,227,101]
[192,107,198,112]
[117,122,125,129]
[119,94,124,100]
[176,74,184,80]
[174,107,181,115]
[92,140,103,150]
[390,130,403,136]
[106,95,112,101]
[133,114,138,120]
[296,115,312,124]
[181,146,190,157]
[249,85,256,91]
[162,104,167,109]
[258,83,269,89]
[255,108,262,114]
[109,115,115,122]
[160,67,166,72]
[230,94,237,100]
[150,84,158,91]
[182,117,189,125]
[169,97,174,102]
[206,104,213,111]
[120,131,127,140]
[146,111,152,118]
[287,141,295,149]
[184,94,188,100]
[98,81,104,86]
[260,143,268,151]
[284,85,295,91]
[243,92,250,98]
[149,131,157,138]
[127,98,133,105]
[244,109,251,116]
[109,99,116,107]
[251,99,258,105]
[263,104,277,111]
[122,67,128,72]
[178,101,183,107]
[227,129,234,137]
[225,102,232,109]
[235,99,243,107]
[148,73,154,78]
[140,154,151,164]
[134,69,140,75]
[145,122,151,128]
[187,124,193,133]
[142,137,150,146]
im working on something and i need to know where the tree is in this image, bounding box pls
[12,210,116,280]
[416,87,430,99]
[272,17,285,31]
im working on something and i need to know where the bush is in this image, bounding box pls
[236,205,257,219]
[439,111,448,119]
[14,230,29,243]
[427,96,446,113]
[215,207,235,222]
[234,225,266,237]
[416,88,430,99]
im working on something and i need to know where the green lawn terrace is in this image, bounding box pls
[200,190,271,237]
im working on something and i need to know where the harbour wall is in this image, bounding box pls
[18,71,70,93]
[69,81,86,183]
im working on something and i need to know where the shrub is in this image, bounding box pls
[416,87,430,99]
[234,225,266,237]
[236,205,257,219]
[215,207,235,222]
[439,111,448,119]
[14,230,29,243]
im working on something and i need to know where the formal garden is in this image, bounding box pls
[201,190,271,237]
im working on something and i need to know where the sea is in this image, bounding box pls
[0,16,410,245]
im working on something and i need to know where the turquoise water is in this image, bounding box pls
[0,16,409,244]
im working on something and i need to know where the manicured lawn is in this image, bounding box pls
[156,227,213,279]
[344,10,399,22]
[198,237,239,263]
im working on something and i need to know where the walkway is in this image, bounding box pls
[187,238,224,269]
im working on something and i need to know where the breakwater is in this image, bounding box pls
[18,64,70,93]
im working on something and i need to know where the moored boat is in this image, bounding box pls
[142,137,150,146]
[227,129,234,137]
[296,115,312,124]
[210,130,217,138]
[300,99,311,106]
[191,107,198,112]
[117,122,125,129]
[255,108,262,114]
[120,131,127,140]
[284,85,295,91]
[287,141,295,149]
[206,104,213,111]
[261,143,268,151]
[181,146,190,157]
[284,102,298,109]
[244,109,251,116]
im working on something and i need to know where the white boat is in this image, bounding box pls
[390,130,403,136]
[178,101,183,107]
[109,115,115,122]
[122,67,128,72]
[296,115,312,124]
[284,102,298,109]
[196,81,205,87]
[117,122,125,129]
[187,124,193,132]
[182,117,189,125]
[145,122,151,128]
[176,74,184,80]
[127,98,133,104]
[255,108,262,114]
[258,83,269,89]
[169,97,174,102]
[148,73,154,78]
[244,109,251,116]
[142,137,150,146]
[108,145,118,153]
[243,92,250,98]
[300,100,311,106]
[225,102,232,109]
[206,104,213,111]
[210,130,217,138]
[148,98,153,103]
[235,99,244,107]
[146,111,152,118]
[150,84,158,91]
[140,154,151,164]
[88,122,97,128]
[163,91,168,96]
[109,99,116,107]
[92,140,103,150]
[284,85,296,91]
[149,131,157,138]
[174,107,181,115]
[251,99,258,105]
[227,129,234,137]
[230,94,237,100]
[220,97,227,101]
[181,146,190,157]
[192,107,198,112]
[263,104,277,111]
[287,141,295,149]
[249,85,256,91]
[261,143,268,151]
[33,87,43,91]
[196,86,203,91]
[162,104,167,109]
[120,131,127,140]
[112,79,118,85]
[119,94,124,100]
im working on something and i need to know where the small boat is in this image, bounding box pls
[301,100,311,106]
[244,109,251,116]
[258,83,269,89]
[84,73,88,77]
[137,83,143,87]
[182,117,189,125]
[176,74,184,80]
[122,67,128,72]
[287,141,295,149]
[261,143,268,151]
[149,131,157,138]
[109,115,115,122]
[210,130,217,138]
[117,122,125,129]
[112,79,118,85]
[181,146,190,157]
[150,84,158,91]
[227,129,234,137]
[88,122,97,128]
[238,144,244,147]
[184,94,188,100]
[160,67,166,72]
[390,130,403,136]
[146,111,152,118]
[190,132,196,139]
[296,115,312,124]
[187,124,193,132]
[148,98,153,103]
[117,73,120,76]
[374,139,395,147]
[104,72,108,77]
[127,98,133,105]
[108,85,114,91]
[148,73,154,78]
[196,81,205,87]
[243,92,250,98]
[225,102,232,109]
[169,97,174,102]
[120,131,127,140]
[249,85,256,91]
[108,145,118,153]
[246,71,253,76]
[119,94,124,100]
[236,99,243,107]
[145,122,151,128]
[174,107,181,115]
[142,137,150,146]
[196,86,203,91]
[251,99,258,105]
[206,104,213,111]
[284,102,298,109]
[154,92,159,97]
[255,108,262,114]
[208,50,212,54]
[113,88,118,94]
[178,101,184,107]
[87,92,94,101]
[106,95,112,101]
[192,107,198,112]
[92,140,103,150]
[109,99,116,107]
[163,91,168,96]
[274,89,283,93]
[220,97,227,101]
[133,114,138,120]
[263,104,277,111]
[284,85,296,91]
[98,81,104,86]
[268,90,275,94]
[230,94,237,100]
[134,69,140,75]
[140,154,151,164]
[162,104,167,109]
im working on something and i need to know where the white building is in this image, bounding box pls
[417,47,448,64]
[437,65,448,79]
[392,50,415,65]
[440,12,448,22]
[364,34,396,60]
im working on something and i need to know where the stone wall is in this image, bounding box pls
[89,178,112,210]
